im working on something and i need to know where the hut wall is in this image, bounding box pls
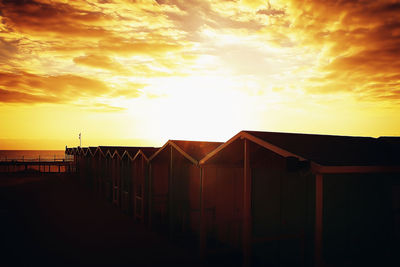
[251,167,314,266]
[322,172,399,265]
[112,157,122,207]
[151,160,169,231]
[170,151,201,239]
[88,156,96,189]
[98,156,107,196]
[188,165,201,233]
[202,165,244,250]
[202,144,316,266]
[104,157,113,202]
[94,155,104,194]
[121,159,132,214]
[250,146,315,267]
[133,157,147,222]
[77,154,85,182]
[131,156,149,223]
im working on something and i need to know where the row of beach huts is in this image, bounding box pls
[66,130,400,267]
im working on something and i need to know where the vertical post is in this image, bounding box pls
[199,167,206,259]
[148,163,153,229]
[243,139,252,267]
[133,159,137,220]
[169,145,174,240]
[141,154,145,221]
[315,173,324,267]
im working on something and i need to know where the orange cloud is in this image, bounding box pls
[284,0,400,101]
[0,71,111,103]
[73,54,130,74]
[0,88,60,103]
[0,0,112,38]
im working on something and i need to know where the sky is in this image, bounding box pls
[0,0,400,149]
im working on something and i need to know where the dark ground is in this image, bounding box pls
[0,173,206,266]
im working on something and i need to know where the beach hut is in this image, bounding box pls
[64,147,76,173]
[99,146,116,202]
[148,140,223,243]
[110,147,128,207]
[84,147,97,188]
[120,147,142,214]
[76,147,89,183]
[132,147,159,222]
[119,147,159,218]
[92,146,106,195]
[199,131,400,267]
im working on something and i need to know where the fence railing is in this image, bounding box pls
[0,156,74,162]
[0,156,76,173]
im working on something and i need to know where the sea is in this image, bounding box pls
[0,150,65,161]
[0,150,68,173]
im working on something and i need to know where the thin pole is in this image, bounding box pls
[148,164,153,229]
[243,139,252,267]
[315,174,324,267]
[199,167,206,259]
[169,145,174,240]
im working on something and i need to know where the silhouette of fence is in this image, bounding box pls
[0,157,75,173]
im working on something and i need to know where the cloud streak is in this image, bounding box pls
[0,0,399,105]
[285,0,400,100]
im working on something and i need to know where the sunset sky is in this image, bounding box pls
[1,0,399,149]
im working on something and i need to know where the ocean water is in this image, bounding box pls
[0,150,70,173]
[0,150,65,161]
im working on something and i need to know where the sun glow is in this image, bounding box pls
[1,0,399,149]
[140,75,253,142]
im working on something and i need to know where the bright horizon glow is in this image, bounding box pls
[0,0,399,150]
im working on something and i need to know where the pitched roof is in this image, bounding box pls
[201,131,400,166]
[120,147,147,159]
[245,130,400,166]
[172,140,223,161]
[140,147,159,159]
[150,140,223,165]
[98,146,127,157]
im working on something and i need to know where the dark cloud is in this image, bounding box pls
[0,0,112,38]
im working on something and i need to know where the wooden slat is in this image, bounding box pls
[315,173,324,267]
[243,139,252,267]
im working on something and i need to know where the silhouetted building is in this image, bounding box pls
[199,131,400,267]
[149,140,223,243]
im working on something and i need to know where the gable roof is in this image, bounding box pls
[133,147,160,161]
[150,140,223,165]
[141,147,159,158]
[200,130,400,167]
